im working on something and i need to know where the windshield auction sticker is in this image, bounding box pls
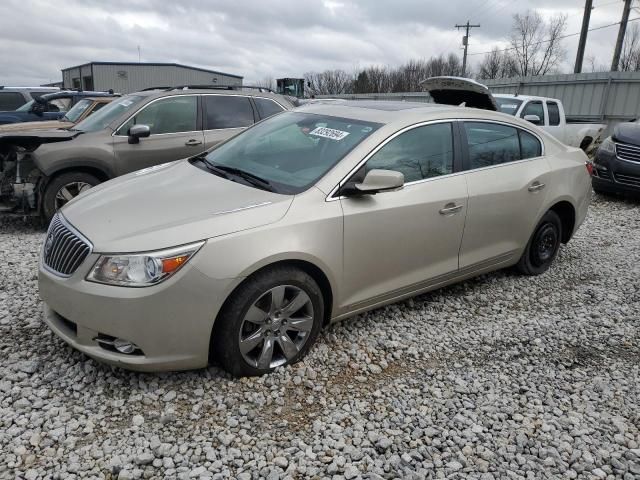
[309,127,350,141]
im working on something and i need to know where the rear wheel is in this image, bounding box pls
[42,172,100,223]
[516,210,562,276]
[212,266,324,377]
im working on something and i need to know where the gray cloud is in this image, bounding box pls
[0,0,631,87]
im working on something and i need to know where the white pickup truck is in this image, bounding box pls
[419,77,605,152]
[493,94,605,152]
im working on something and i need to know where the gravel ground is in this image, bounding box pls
[0,193,639,480]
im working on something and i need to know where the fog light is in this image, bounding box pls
[114,338,139,354]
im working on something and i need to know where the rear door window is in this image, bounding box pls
[464,122,521,169]
[519,130,542,159]
[546,102,560,126]
[254,98,285,120]
[204,95,255,129]
[0,92,26,110]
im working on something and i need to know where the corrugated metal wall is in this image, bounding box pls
[62,64,242,94]
[319,71,640,133]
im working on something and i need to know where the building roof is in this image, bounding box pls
[61,62,243,79]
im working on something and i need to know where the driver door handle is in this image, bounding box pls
[185,139,203,146]
[528,181,546,192]
[439,203,463,215]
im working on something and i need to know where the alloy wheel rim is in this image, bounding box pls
[238,285,314,369]
[54,182,93,210]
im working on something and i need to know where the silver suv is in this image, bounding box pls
[0,86,59,110]
[0,86,294,221]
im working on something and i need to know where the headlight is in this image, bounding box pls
[598,136,616,155]
[86,241,204,287]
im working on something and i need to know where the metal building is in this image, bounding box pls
[61,62,243,93]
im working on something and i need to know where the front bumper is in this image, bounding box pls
[592,147,640,195]
[39,254,236,372]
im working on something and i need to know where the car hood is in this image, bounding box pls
[61,160,294,253]
[0,120,70,133]
[0,128,79,150]
[613,122,640,145]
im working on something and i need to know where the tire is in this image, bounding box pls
[212,266,324,377]
[42,172,100,224]
[516,210,562,276]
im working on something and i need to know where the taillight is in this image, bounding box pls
[585,162,594,176]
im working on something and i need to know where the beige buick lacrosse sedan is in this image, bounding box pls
[39,99,592,376]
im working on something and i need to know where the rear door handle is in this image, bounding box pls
[528,182,546,192]
[185,139,203,146]
[439,203,463,215]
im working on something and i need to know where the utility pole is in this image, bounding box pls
[455,21,480,77]
[611,0,633,71]
[574,0,593,73]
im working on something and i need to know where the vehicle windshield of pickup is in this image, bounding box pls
[74,95,145,132]
[495,97,523,115]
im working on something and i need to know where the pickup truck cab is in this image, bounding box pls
[0,90,119,125]
[494,94,605,152]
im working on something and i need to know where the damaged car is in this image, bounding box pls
[0,86,294,221]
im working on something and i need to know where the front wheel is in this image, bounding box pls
[42,172,100,223]
[212,266,324,376]
[516,210,562,276]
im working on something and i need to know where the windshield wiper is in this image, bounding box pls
[202,160,276,192]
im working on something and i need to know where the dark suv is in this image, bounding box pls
[0,90,119,125]
[0,86,294,220]
[592,122,640,196]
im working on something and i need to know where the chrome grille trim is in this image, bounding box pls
[42,214,93,277]
[615,143,640,163]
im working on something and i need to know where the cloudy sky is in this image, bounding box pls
[0,0,635,86]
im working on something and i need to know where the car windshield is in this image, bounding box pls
[74,95,145,132]
[63,99,93,122]
[495,97,523,115]
[201,111,381,194]
[16,100,34,112]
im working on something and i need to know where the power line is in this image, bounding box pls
[467,16,640,56]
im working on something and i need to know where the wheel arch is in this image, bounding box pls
[208,258,335,365]
[548,200,576,244]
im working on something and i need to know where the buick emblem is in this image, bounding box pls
[44,233,54,256]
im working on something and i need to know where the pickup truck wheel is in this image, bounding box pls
[42,172,100,223]
[516,210,562,276]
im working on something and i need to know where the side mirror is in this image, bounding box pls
[523,114,541,124]
[128,124,151,144]
[341,169,404,196]
[30,99,46,115]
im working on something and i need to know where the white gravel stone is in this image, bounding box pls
[0,195,639,479]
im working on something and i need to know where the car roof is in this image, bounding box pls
[494,93,561,103]
[0,86,59,91]
[139,87,292,104]
[294,100,549,131]
[40,91,119,100]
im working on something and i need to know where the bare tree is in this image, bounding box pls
[304,70,353,96]
[510,10,567,76]
[620,24,640,72]
[254,76,275,90]
[477,48,520,79]
[585,54,609,73]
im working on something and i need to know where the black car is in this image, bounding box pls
[592,122,640,196]
[0,90,118,125]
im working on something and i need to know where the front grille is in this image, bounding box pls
[616,143,640,163]
[614,172,640,187]
[43,214,92,277]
